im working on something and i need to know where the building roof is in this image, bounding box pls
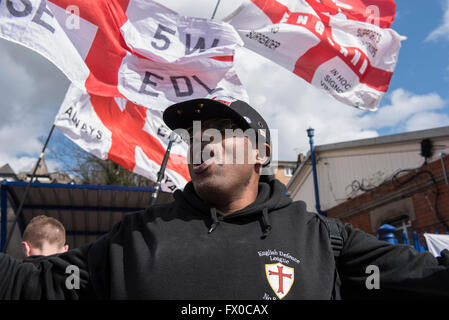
[0,164,15,175]
[286,125,449,190]
[286,154,311,190]
[315,125,449,153]
[31,157,49,176]
[272,160,297,167]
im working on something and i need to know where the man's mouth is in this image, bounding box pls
[192,149,216,175]
[192,157,215,175]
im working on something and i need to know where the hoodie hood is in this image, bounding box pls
[173,177,292,237]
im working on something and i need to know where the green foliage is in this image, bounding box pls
[77,157,154,187]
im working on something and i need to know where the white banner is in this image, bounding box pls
[54,85,190,192]
[0,0,253,189]
[0,0,90,86]
[424,233,449,257]
[0,0,248,109]
[224,0,405,110]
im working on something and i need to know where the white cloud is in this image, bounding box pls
[426,0,449,41]
[0,46,36,125]
[357,89,446,129]
[0,39,69,174]
[0,125,42,157]
[4,156,37,174]
[0,121,49,173]
[0,155,60,175]
[406,112,449,131]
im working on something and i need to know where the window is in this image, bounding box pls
[369,197,416,233]
[284,167,294,177]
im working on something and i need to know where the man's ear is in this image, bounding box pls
[63,244,69,252]
[22,241,31,257]
[256,143,271,168]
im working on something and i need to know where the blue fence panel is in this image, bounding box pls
[376,225,428,252]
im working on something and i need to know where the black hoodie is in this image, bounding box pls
[1,178,448,299]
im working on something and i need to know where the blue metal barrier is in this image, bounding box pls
[402,231,409,245]
[413,232,427,252]
[378,224,398,245]
[0,186,6,252]
[376,225,428,252]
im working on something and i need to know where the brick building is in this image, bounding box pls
[326,155,449,244]
[287,126,449,243]
[271,160,297,185]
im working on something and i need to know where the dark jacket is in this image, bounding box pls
[1,178,448,299]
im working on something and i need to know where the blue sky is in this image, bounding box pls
[373,0,449,136]
[389,0,449,102]
[0,0,449,174]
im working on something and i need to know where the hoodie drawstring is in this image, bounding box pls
[208,207,219,234]
[208,207,272,237]
[261,207,272,238]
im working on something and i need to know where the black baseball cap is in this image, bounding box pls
[163,96,271,166]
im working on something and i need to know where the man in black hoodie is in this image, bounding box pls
[0,96,448,300]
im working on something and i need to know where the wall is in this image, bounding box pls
[326,155,449,244]
[274,164,295,185]
[289,134,449,214]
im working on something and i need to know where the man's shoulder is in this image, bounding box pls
[123,200,177,222]
[288,200,345,232]
[93,201,178,245]
[288,200,324,221]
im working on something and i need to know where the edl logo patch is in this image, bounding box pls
[265,263,294,299]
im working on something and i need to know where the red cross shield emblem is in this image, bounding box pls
[265,263,295,299]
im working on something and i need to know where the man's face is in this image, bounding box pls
[186,118,259,196]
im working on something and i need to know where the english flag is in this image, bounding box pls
[0,0,249,191]
[0,0,247,110]
[224,0,405,110]
[54,85,190,192]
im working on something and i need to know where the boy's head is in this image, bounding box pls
[21,215,69,257]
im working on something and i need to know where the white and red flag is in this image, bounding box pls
[0,0,249,190]
[54,85,190,192]
[225,0,405,110]
[0,0,247,109]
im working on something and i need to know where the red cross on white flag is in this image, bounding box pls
[224,0,404,110]
[54,85,190,192]
[0,0,249,191]
[0,0,247,108]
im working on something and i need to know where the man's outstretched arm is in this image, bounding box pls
[337,223,449,299]
[0,244,94,300]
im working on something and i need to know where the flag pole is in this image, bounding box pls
[148,132,177,207]
[2,124,56,253]
[147,3,221,208]
[211,0,222,19]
